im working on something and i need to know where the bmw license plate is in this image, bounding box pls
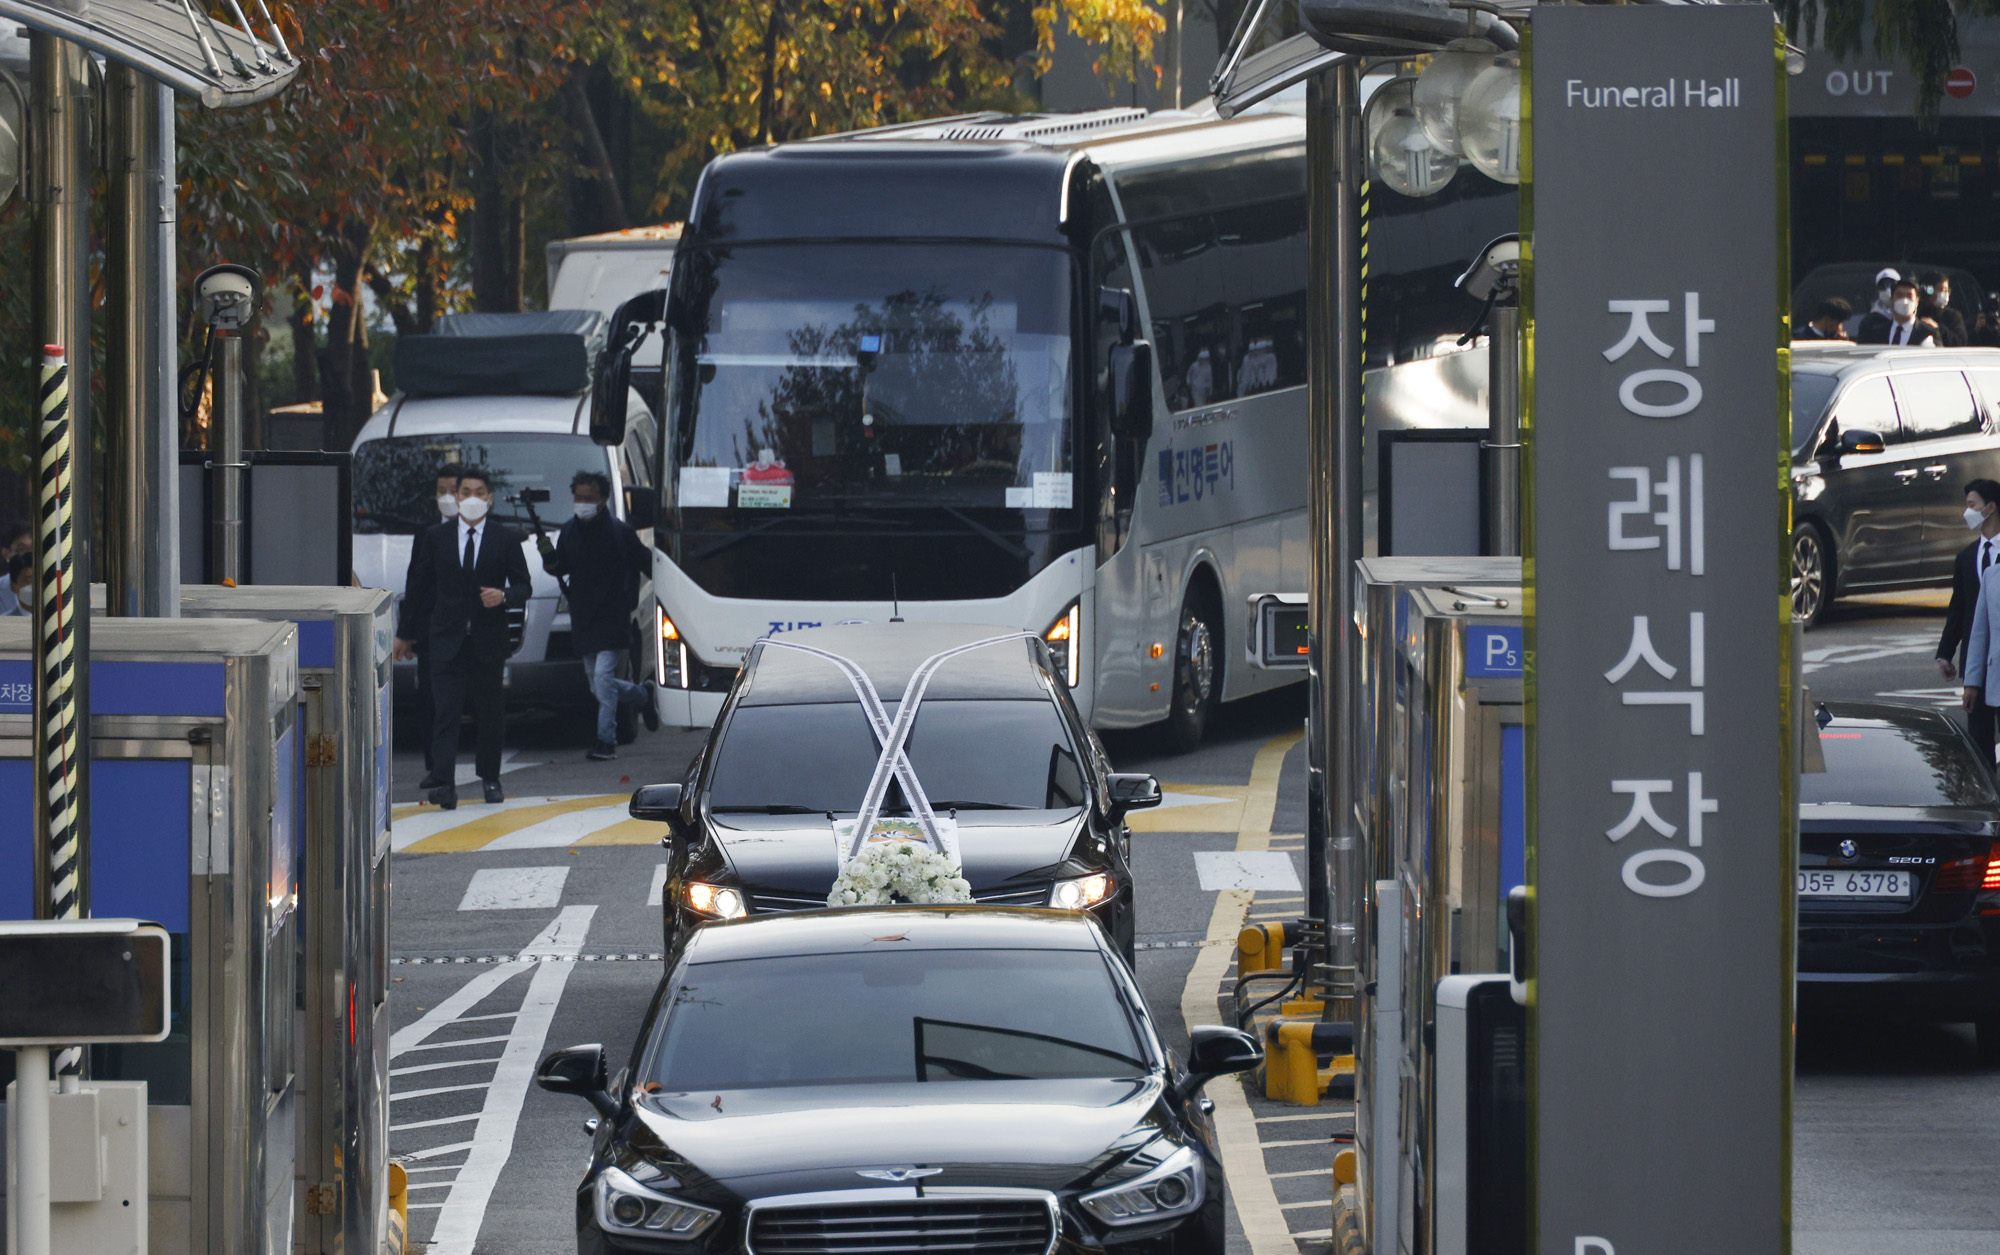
[1796,869,1911,899]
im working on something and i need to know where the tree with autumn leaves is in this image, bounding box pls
[172,0,1164,447]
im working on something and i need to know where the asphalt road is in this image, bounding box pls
[383,605,2000,1255]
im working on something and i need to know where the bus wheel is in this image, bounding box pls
[1165,594,1219,752]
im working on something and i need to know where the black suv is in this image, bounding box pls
[627,622,1160,960]
[1791,345,2000,625]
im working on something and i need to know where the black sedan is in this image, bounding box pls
[1800,702,2000,1059]
[535,908,1261,1255]
[628,623,1161,961]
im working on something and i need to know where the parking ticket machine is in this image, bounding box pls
[1346,563,1524,1255]
[180,586,395,1255]
[0,617,300,1255]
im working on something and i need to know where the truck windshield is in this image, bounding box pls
[668,243,1075,516]
[352,433,606,534]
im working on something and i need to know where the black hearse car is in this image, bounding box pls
[1800,702,2000,1059]
[536,909,1260,1255]
[627,622,1161,960]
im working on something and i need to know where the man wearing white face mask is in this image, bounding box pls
[541,471,656,760]
[1858,278,1939,347]
[404,464,463,783]
[1947,479,2000,767]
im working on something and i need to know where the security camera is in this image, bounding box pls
[193,263,262,331]
[1457,233,1521,303]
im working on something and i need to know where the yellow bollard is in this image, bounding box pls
[1264,1020,1322,1105]
[1333,1147,1356,1185]
[387,1160,408,1255]
[1236,922,1285,975]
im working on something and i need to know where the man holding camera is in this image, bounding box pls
[540,471,657,760]
[393,468,531,808]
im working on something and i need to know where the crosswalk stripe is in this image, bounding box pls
[572,817,661,847]
[646,863,667,908]
[401,795,628,854]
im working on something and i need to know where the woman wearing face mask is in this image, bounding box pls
[1857,278,1939,347]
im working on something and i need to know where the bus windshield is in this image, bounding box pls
[668,243,1074,517]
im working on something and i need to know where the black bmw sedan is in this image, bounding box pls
[1800,702,2000,1059]
[629,623,1162,961]
[536,908,1261,1255]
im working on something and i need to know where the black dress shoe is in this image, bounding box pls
[640,695,660,732]
[428,785,457,811]
[418,771,450,790]
[483,779,504,805]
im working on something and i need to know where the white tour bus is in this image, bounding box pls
[604,100,1311,745]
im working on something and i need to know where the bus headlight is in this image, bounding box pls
[1044,601,1080,687]
[656,602,688,690]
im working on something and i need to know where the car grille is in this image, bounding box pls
[972,887,1047,908]
[749,1198,1054,1255]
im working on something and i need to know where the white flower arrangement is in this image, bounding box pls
[828,839,975,908]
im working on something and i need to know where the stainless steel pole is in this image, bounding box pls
[1486,298,1521,556]
[1327,59,1364,1009]
[107,66,181,616]
[30,33,91,934]
[13,1045,52,1255]
[211,331,246,584]
[1304,71,1336,956]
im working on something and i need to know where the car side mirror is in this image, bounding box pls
[1176,1025,1262,1099]
[1838,428,1886,456]
[536,1043,616,1118]
[623,486,657,530]
[631,783,686,841]
[1109,341,1154,442]
[1105,773,1162,822]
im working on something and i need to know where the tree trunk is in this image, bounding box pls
[470,110,514,313]
[415,238,438,334]
[507,192,526,312]
[758,0,787,143]
[317,230,377,449]
[561,68,630,234]
[287,259,317,407]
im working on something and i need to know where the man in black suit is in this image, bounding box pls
[393,467,532,809]
[1938,478,2000,766]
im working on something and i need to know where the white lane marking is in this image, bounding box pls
[1875,685,1962,709]
[405,1182,454,1191]
[391,1057,504,1077]
[1256,1112,1349,1123]
[393,1035,514,1053]
[1801,634,1937,674]
[1266,1168,1327,1180]
[1281,1200,1332,1210]
[458,866,570,911]
[647,862,667,907]
[391,1113,483,1132]
[482,805,630,851]
[448,1011,519,1024]
[1156,789,1239,810]
[391,911,588,1055]
[1194,850,1302,892]
[426,904,597,1255]
[391,1083,490,1102]
[398,1141,475,1161]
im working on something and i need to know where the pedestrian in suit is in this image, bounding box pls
[1942,480,2000,767]
[392,467,531,809]
[1856,278,1939,347]
[411,463,464,784]
[1796,297,1851,341]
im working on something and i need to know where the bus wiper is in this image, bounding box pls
[936,506,1031,562]
[686,513,843,562]
[710,804,831,815]
[925,800,1037,810]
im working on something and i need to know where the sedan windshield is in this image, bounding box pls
[707,699,1088,814]
[1804,724,1998,808]
[647,948,1147,1089]
[353,433,606,534]
[667,243,1074,515]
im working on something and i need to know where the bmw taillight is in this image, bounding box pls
[1986,849,2000,891]
[1936,853,1990,891]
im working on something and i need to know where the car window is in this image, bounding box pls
[1791,372,1840,456]
[646,948,1148,1089]
[1802,724,1997,808]
[1969,368,2000,423]
[707,699,1086,813]
[1890,370,1984,441]
[1831,376,1901,445]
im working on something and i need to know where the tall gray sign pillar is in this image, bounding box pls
[1526,7,1791,1252]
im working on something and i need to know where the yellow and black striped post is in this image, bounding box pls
[35,346,84,1074]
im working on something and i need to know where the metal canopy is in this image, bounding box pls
[1,0,297,107]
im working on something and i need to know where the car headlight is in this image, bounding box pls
[1044,601,1080,688]
[593,1165,720,1239]
[1079,1143,1203,1225]
[685,882,747,920]
[657,603,688,689]
[1050,873,1114,911]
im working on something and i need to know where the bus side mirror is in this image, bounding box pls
[623,486,657,530]
[1110,341,1154,441]
[593,289,669,448]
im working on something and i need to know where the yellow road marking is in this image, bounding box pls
[571,818,663,847]
[1178,728,1303,1255]
[401,794,629,854]
[392,802,427,823]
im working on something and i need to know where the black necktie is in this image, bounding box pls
[1983,540,1993,574]
[464,525,476,573]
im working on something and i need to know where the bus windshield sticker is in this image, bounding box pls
[1006,486,1033,509]
[738,483,793,509]
[679,466,731,508]
[1031,472,1073,509]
